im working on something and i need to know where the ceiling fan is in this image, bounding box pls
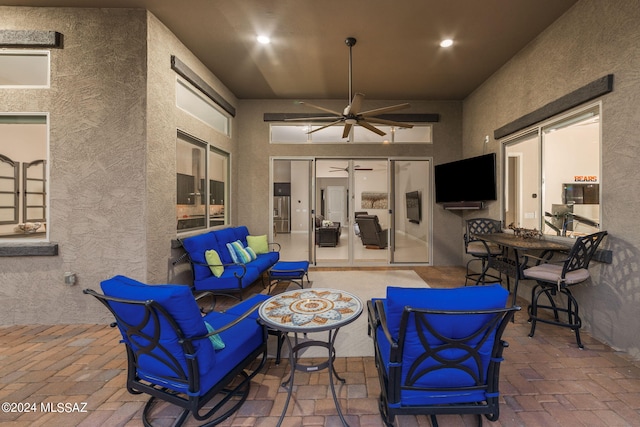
[329,164,373,172]
[289,37,414,138]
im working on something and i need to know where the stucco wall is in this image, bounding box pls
[462,0,640,358]
[0,8,240,324]
[0,7,148,324]
[145,13,239,287]
[235,99,464,266]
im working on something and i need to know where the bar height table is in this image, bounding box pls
[259,288,363,427]
[473,233,572,307]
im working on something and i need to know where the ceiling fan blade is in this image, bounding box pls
[342,122,353,139]
[364,117,414,128]
[348,93,365,115]
[283,116,341,122]
[360,103,411,117]
[358,120,387,136]
[307,119,344,134]
[297,101,343,116]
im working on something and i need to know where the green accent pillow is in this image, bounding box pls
[247,234,269,254]
[204,321,225,350]
[204,249,224,277]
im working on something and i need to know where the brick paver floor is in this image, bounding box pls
[1,267,639,426]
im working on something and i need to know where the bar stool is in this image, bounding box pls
[523,231,607,348]
[464,218,504,285]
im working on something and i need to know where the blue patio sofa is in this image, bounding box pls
[179,226,280,299]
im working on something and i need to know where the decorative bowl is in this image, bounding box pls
[18,222,42,233]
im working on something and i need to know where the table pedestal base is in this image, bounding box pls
[278,329,349,426]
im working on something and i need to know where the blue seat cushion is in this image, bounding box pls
[251,252,280,272]
[100,275,216,394]
[193,264,261,292]
[202,304,265,388]
[270,260,309,279]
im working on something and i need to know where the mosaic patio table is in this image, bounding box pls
[259,288,363,427]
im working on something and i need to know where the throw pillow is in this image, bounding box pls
[226,242,240,263]
[232,240,253,264]
[204,249,224,277]
[245,246,257,261]
[204,321,225,350]
[247,234,269,254]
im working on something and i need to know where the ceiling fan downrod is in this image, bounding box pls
[345,37,356,105]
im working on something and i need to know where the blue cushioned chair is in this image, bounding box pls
[367,285,520,427]
[84,275,268,426]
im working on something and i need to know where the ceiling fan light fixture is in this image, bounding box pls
[345,118,357,125]
[440,38,454,48]
[256,35,271,44]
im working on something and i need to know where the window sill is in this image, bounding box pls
[0,242,58,256]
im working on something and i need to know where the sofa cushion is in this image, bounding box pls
[212,228,238,264]
[233,226,251,246]
[204,249,224,277]
[247,234,269,255]
[181,231,219,281]
[193,264,261,292]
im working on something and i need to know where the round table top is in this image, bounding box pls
[259,288,363,333]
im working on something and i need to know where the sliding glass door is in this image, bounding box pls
[272,156,431,266]
[390,159,430,263]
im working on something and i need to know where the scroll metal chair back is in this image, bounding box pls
[464,218,504,285]
[524,230,607,348]
[84,275,268,426]
[368,285,520,427]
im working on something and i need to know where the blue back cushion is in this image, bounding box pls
[385,284,508,339]
[384,285,509,405]
[181,232,220,281]
[233,226,250,246]
[212,228,239,264]
[100,275,216,392]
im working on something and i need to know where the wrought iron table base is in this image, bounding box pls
[278,329,349,427]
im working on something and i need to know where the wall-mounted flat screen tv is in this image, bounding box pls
[405,191,421,224]
[434,153,497,203]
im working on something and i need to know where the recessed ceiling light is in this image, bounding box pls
[440,39,453,48]
[257,35,271,44]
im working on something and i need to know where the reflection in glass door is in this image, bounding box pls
[271,159,313,262]
[391,160,430,263]
[315,159,350,265]
[353,160,389,265]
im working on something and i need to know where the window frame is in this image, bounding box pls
[500,102,602,236]
[0,113,49,241]
[176,130,230,234]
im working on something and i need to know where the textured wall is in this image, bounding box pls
[462,0,640,358]
[236,99,464,266]
[145,14,239,286]
[0,7,148,324]
[0,8,240,324]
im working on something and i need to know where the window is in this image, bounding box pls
[176,79,230,136]
[0,115,48,239]
[0,50,50,88]
[176,131,229,233]
[502,104,601,236]
[270,123,432,144]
